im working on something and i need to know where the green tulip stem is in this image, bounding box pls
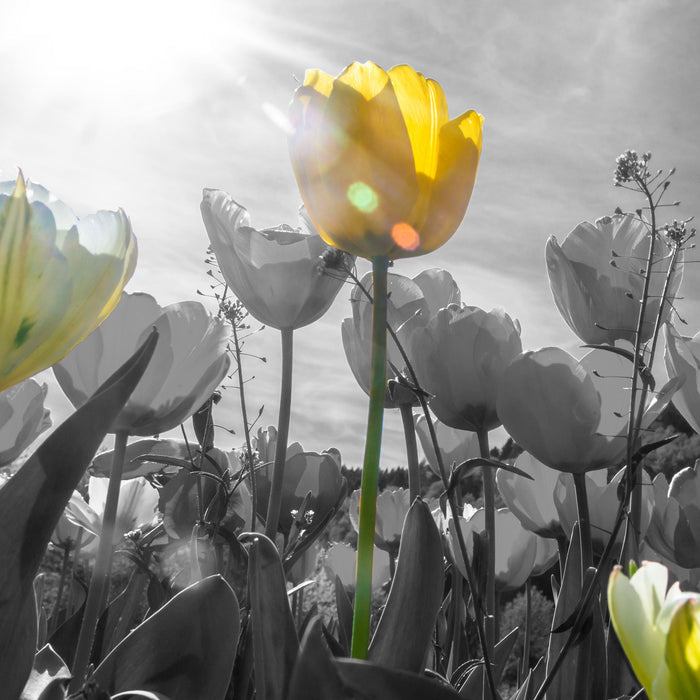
[70,429,129,692]
[573,472,592,570]
[264,327,294,540]
[399,402,421,502]
[351,254,389,659]
[478,428,496,654]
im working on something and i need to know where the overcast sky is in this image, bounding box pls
[2,0,699,467]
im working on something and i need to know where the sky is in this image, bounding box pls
[1,0,699,468]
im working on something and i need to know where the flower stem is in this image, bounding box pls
[264,327,294,540]
[49,544,72,636]
[573,472,592,570]
[351,255,389,659]
[399,402,421,502]
[478,428,496,653]
[69,429,129,692]
[625,184,657,560]
[231,309,258,531]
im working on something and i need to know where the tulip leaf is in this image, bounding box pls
[455,627,519,698]
[632,433,679,461]
[334,658,462,699]
[334,573,354,655]
[248,534,299,700]
[509,657,544,700]
[545,522,583,700]
[0,329,158,699]
[111,693,172,700]
[287,618,347,700]
[369,498,444,672]
[97,569,149,660]
[447,458,532,498]
[551,566,597,635]
[19,644,71,700]
[91,575,239,700]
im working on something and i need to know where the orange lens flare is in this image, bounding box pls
[391,222,420,251]
[347,182,378,213]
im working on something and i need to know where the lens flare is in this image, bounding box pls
[391,222,420,251]
[347,182,378,213]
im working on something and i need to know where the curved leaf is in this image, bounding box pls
[335,658,462,699]
[288,618,346,700]
[19,644,70,700]
[248,535,299,700]
[92,575,238,700]
[0,329,158,699]
[369,498,443,672]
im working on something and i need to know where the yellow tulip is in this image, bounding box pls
[0,174,136,391]
[608,561,700,699]
[289,62,482,259]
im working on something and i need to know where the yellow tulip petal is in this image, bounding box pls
[288,61,482,260]
[0,175,137,392]
[413,110,482,252]
[666,599,700,698]
[387,65,449,180]
[608,565,665,693]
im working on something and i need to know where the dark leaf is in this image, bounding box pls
[369,498,444,672]
[0,329,158,699]
[334,658,462,699]
[334,574,353,655]
[19,644,71,700]
[92,575,238,700]
[248,535,299,700]
[288,618,348,700]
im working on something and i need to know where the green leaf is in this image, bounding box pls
[0,329,158,700]
[509,657,544,700]
[97,569,149,661]
[334,574,354,655]
[544,522,583,700]
[19,644,71,700]
[334,658,462,699]
[248,534,299,700]
[447,458,532,497]
[369,498,444,672]
[455,627,519,698]
[288,618,346,700]
[92,575,238,700]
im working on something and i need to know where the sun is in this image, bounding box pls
[1,0,267,124]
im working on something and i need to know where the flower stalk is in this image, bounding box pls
[399,401,421,502]
[351,254,389,659]
[264,327,294,540]
[70,429,129,691]
[478,427,496,655]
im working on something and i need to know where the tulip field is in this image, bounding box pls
[2,60,700,700]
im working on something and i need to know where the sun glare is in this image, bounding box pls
[2,0,266,123]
